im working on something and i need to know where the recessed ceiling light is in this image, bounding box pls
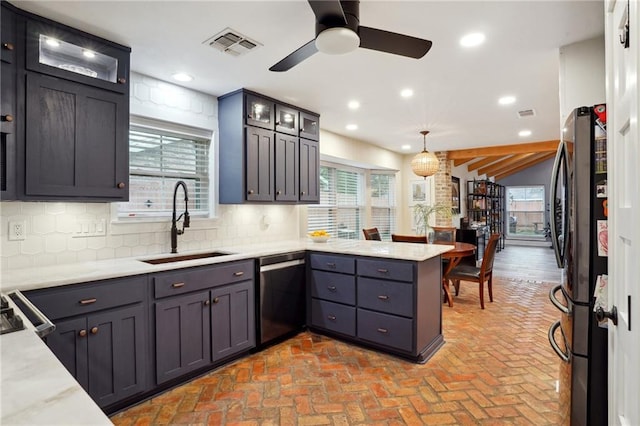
[172,73,193,82]
[498,96,516,105]
[519,130,532,137]
[460,32,485,47]
[401,144,412,151]
[348,100,360,110]
[346,124,358,131]
[400,88,414,98]
[45,37,60,47]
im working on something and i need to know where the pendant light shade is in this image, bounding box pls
[411,130,439,178]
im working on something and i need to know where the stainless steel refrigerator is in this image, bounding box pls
[548,105,608,426]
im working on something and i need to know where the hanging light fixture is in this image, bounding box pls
[411,130,439,178]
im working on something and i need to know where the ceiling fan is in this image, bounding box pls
[269,0,432,72]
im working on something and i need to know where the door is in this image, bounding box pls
[605,0,640,424]
[274,133,299,202]
[245,126,274,201]
[210,281,255,362]
[155,291,211,384]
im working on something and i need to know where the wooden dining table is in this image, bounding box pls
[434,241,476,307]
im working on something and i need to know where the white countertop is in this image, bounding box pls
[0,297,112,426]
[1,238,453,293]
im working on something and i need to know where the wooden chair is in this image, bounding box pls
[391,234,428,244]
[432,226,456,242]
[362,227,382,241]
[447,233,501,309]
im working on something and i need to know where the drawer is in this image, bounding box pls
[311,299,356,337]
[357,277,413,317]
[310,270,356,305]
[357,258,413,282]
[309,253,355,274]
[357,308,413,352]
[154,260,254,299]
[26,275,146,320]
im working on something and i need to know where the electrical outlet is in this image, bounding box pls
[9,221,26,241]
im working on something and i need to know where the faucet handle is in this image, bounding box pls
[184,212,190,228]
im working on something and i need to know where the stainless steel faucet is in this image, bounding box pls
[171,181,190,253]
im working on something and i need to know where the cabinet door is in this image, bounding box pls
[275,133,299,201]
[299,138,319,202]
[1,6,16,65]
[210,281,255,362]
[155,291,211,384]
[299,112,319,141]
[87,304,146,408]
[245,94,274,130]
[275,104,298,135]
[1,64,15,199]
[245,126,274,201]
[25,73,129,200]
[45,316,90,391]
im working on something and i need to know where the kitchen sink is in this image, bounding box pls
[140,251,234,265]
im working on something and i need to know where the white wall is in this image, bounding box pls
[0,73,300,271]
[559,36,606,124]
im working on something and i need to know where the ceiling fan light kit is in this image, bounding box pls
[315,27,360,54]
[411,130,439,178]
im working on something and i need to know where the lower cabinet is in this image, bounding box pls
[211,281,255,362]
[26,276,148,409]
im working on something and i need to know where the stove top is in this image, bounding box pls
[0,295,25,334]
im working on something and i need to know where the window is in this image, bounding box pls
[308,164,364,240]
[506,185,545,237]
[370,172,397,240]
[117,122,212,219]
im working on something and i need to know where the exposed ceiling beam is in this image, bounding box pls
[447,140,560,160]
[453,158,474,167]
[495,152,556,180]
[466,155,506,171]
[478,153,535,176]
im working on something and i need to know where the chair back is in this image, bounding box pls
[363,227,382,241]
[432,226,456,242]
[391,234,428,244]
[480,233,501,276]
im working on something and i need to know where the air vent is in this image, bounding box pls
[203,28,262,57]
[517,109,536,118]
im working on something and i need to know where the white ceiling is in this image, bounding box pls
[13,0,604,153]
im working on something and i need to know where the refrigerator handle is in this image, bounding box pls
[549,284,570,314]
[548,320,571,363]
[549,141,565,268]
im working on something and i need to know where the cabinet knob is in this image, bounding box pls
[213,297,220,304]
[204,299,210,306]
[90,327,98,334]
[2,114,13,122]
[117,182,126,189]
[301,128,305,132]
[300,191,306,196]
[117,77,126,84]
[248,190,254,195]
[275,121,281,125]
[2,42,14,51]
[276,190,282,195]
[78,329,87,337]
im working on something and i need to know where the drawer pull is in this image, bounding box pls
[377,295,389,300]
[377,328,388,334]
[172,282,185,288]
[327,285,337,292]
[233,271,244,277]
[377,268,389,274]
[327,315,336,321]
[213,297,220,304]
[326,262,336,269]
[79,298,97,305]
[90,327,98,334]
[78,329,87,337]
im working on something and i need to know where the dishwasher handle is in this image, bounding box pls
[9,290,56,338]
[259,259,305,273]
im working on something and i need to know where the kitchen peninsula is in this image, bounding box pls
[0,239,451,422]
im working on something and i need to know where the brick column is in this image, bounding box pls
[434,151,451,226]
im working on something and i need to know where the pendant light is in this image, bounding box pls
[411,130,439,178]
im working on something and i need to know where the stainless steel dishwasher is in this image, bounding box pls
[256,252,306,348]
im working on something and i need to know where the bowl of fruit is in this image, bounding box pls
[308,230,330,243]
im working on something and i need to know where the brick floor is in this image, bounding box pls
[112,246,561,425]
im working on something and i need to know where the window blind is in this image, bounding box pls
[118,126,210,218]
[370,172,397,240]
[308,164,363,240]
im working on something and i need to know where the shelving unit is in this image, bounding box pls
[465,180,505,251]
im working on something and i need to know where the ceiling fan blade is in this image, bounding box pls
[308,0,347,26]
[269,40,318,72]
[358,26,432,59]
